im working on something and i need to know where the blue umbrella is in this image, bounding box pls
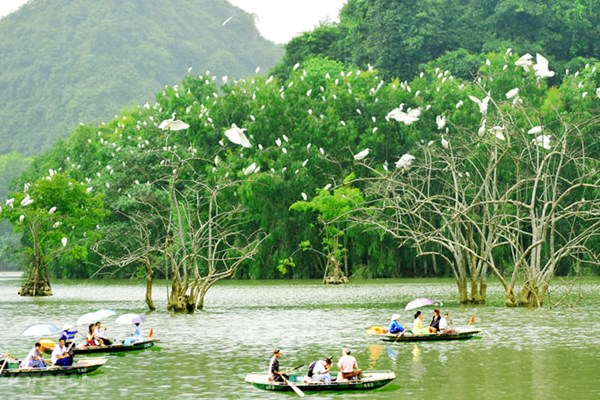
[21,324,60,337]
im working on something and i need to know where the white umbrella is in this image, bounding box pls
[21,324,60,337]
[404,297,434,311]
[115,313,145,325]
[94,309,116,319]
[76,312,100,326]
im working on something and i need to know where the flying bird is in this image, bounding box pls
[224,123,251,148]
[353,148,369,160]
[436,115,446,130]
[515,53,533,71]
[533,53,555,79]
[386,106,421,125]
[158,118,190,131]
[468,94,490,115]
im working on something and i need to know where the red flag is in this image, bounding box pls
[469,315,475,324]
[149,327,154,338]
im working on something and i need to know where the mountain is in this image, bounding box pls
[0,0,283,155]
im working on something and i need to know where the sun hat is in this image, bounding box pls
[391,313,400,321]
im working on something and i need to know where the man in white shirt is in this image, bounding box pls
[51,337,73,367]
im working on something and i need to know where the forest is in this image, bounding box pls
[1,0,599,308]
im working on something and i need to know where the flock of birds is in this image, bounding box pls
[2,50,599,248]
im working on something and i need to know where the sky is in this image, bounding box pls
[0,0,347,44]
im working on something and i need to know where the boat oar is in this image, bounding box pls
[0,353,14,374]
[281,374,305,398]
[284,364,305,374]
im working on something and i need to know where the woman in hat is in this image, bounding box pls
[387,314,404,334]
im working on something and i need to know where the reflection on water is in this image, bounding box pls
[0,278,600,399]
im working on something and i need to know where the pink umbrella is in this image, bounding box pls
[404,297,434,311]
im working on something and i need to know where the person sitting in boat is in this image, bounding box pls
[51,336,73,367]
[123,322,143,345]
[21,342,46,369]
[60,324,78,345]
[387,313,405,334]
[412,311,429,334]
[429,309,441,333]
[306,357,333,383]
[268,348,288,382]
[439,312,457,334]
[337,347,362,380]
[86,323,100,346]
[94,321,112,345]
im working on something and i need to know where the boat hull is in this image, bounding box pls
[72,339,159,354]
[374,329,480,342]
[245,371,395,392]
[0,357,107,377]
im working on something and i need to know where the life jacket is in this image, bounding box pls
[307,361,317,378]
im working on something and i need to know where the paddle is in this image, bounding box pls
[281,374,305,398]
[279,364,305,398]
[0,353,14,374]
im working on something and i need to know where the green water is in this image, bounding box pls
[1,273,599,399]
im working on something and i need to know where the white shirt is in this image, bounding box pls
[51,344,68,364]
[313,360,329,375]
[439,316,448,331]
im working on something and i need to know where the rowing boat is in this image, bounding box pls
[245,370,395,392]
[368,328,480,342]
[71,339,159,354]
[0,357,107,377]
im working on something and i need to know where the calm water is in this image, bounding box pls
[1,273,599,399]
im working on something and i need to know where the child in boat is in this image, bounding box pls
[387,314,405,334]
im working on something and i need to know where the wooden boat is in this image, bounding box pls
[368,327,480,342]
[0,357,107,377]
[71,339,159,354]
[245,370,395,392]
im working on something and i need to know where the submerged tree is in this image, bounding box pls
[0,172,105,296]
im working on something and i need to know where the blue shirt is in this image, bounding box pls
[388,320,404,334]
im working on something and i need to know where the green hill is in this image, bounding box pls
[0,0,282,155]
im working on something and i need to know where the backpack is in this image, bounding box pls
[307,361,317,378]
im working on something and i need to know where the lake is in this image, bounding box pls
[1,273,599,399]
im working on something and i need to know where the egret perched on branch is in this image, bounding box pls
[436,115,446,130]
[354,148,369,160]
[506,88,519,99]
[527,126,543,135]
[515,53,533,71]
[440,136,449,149]
[224,123,251,148]
[533,135,551,150]
[395,154,415,170]
[20,195,34,207]
[243,162,257,175]
[61,237,68,247]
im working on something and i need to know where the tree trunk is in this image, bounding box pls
[19,255,52,297]
[456,276,468,304]
[144,262,156,311]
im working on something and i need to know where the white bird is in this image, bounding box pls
[301,192,308,201]
[527,126,543,135]
[353,148,369,160]
[222,16,233,26]
[468,94,490,115]
[48,206,57,214]
[386,106,421,125]
[441,136,449,149]
[19,214,25,222]
[436,115,446,130]
[489,126,506,141]
[275,138,282,147]
[323,183,332,191]
[224,123,251,148]
[456,100,464,109]
[20,195,34,207]
[478,120,486,137]
[506,88,519,99]
[86,187,93,193]
[596,87,600,98]
[53,221,61,228]
[243,162,257,175]
[61,237,68,247]
[533,135,552,150]
[515,53,533,71]
[395,154,415,170]
[158,118,190,131]
[533,53,555,79]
